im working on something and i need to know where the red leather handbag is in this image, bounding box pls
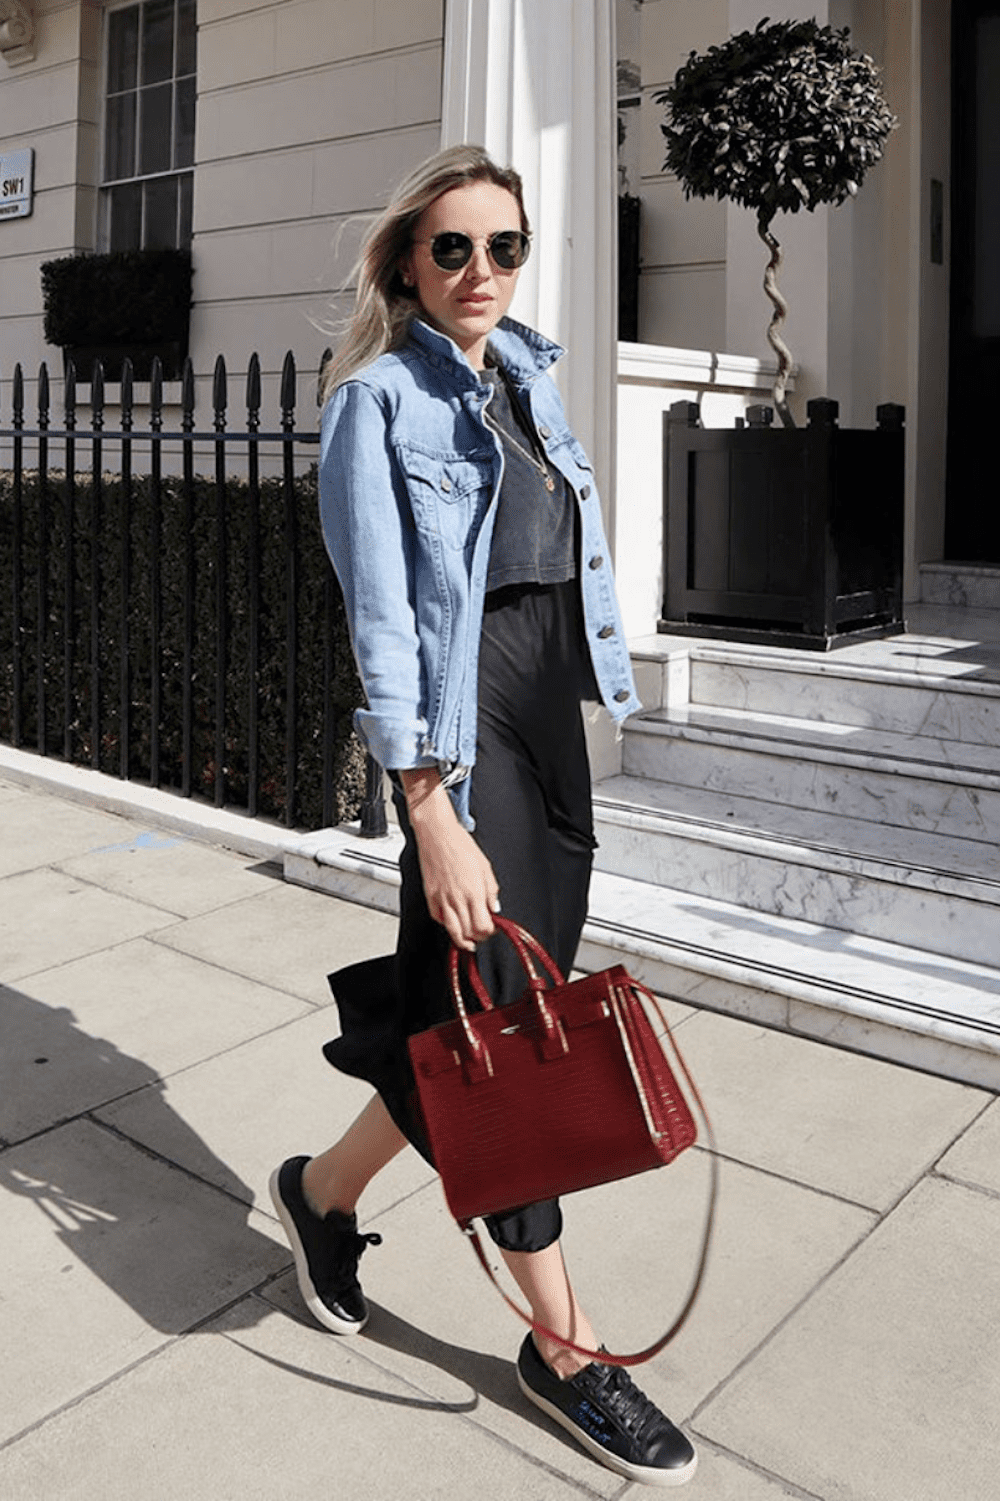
[407,916,716,1365]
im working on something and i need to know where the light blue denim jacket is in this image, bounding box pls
[319,316,639,827]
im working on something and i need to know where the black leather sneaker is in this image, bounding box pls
[269,1156,381,1334]
[516,1334,697,1487]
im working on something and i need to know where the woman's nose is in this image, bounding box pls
[463,245,492,281]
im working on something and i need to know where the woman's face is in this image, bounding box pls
[400,181,524,368]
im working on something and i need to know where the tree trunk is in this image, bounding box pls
[758,212,795,429]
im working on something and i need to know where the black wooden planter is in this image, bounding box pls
[661,397,905,650]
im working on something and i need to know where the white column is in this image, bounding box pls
[441,0,619,534]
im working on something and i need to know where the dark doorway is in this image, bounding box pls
[946,0,1000,561]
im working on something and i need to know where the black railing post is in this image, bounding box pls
[63,361,77,762]
[246,352,262,818]
[149,357,164,787]
[36,362,50,754]
[180,357,196,797]
[212,354,228,808]
[89,360,105,769]
[280,350,299,827]
[11,364,24,747]
[318,348,336,829]
[358,752,388,838]
[119,358,134,779]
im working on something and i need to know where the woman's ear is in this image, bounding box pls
[398,253,414,289]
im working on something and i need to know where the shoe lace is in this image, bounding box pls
[583,1363,665,1442]
[331,1228,382,1284]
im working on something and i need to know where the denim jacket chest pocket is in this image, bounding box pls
[396,443,495,553]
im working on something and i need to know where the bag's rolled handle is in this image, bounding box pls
[448,916,568,1064]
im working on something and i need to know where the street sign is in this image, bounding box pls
[0,148,34,220]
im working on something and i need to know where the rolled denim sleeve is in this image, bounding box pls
[319,381,438,773]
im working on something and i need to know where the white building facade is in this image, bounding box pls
[0,0,990,630]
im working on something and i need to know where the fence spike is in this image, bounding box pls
[280,350,296,428]
[13,362,23,422]
[181,357,195,429]
[213,354,227,429]
[91,360,105,427]
[246,352,261,428]
[121,358,134,428]
[38,361,50,424]
[65,360,77,428]
[150,357,163,430]
[318,347,332,406]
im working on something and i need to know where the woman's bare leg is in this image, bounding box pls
[501,1242,599,1378]
[301,1093,408,1217]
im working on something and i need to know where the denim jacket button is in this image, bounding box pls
[597,624,615,639]
[588,554,604,570]
[538,425,552,439]
[440,476,452,492]
[580,484,591,499]
[614,689,630,703]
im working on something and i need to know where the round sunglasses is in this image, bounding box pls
[413,230,531,272]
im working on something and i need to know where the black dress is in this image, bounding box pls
[324,363,597,1254]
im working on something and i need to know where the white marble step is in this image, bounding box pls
[283,825,1000,1092]
[919,562,1000,611]
[592,773,999,966]
[623,707,1000,842]
[683,646,1000,745]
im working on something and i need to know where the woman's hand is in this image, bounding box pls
[399,768,499,951]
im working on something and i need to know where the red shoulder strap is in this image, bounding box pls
[458,980,717,1368]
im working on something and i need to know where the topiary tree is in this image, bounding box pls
[656,17,895,426]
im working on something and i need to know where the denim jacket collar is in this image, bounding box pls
[407,316,565,389]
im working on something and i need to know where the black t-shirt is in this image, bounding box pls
[481,363,577,593]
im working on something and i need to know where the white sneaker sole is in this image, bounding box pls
[267,1166,368,1335]
[516,1364,698,1488]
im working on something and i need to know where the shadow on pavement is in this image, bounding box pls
[1,984,283,1333]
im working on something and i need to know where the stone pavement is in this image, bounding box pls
[2,769,1000,1500]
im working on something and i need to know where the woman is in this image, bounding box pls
[269,145,697,1488]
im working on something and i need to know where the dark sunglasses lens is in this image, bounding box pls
[490,232,530,268]
[431,232,473,270]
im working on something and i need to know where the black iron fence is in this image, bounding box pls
[0,350,379,832]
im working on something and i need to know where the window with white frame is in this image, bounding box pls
[101,0,196,251]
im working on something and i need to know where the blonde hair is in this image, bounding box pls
[320,145,529,404]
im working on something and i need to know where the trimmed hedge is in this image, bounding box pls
[0,464,365,830]
[40,249,193,349]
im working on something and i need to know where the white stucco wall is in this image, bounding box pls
[193,0,444,393]
[0,0,445,415]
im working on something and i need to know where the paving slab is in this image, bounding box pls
[261,1265,624,1497]
[154,881,399,1006]
[0,788,144,878]
[0,1300,606,1501]
[264,1143,874,1467]
[97,1006,437,1220]
[0,867,176,982]
[696,1176,1000,1501]
[0,1119,288,1445]
[663,1442,818,1499]
[3,939,310,1142]
[936,1095,1000,1194]
[552,1158,874,1422]
[676,1009,991,1209]
[57,831,280,917]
